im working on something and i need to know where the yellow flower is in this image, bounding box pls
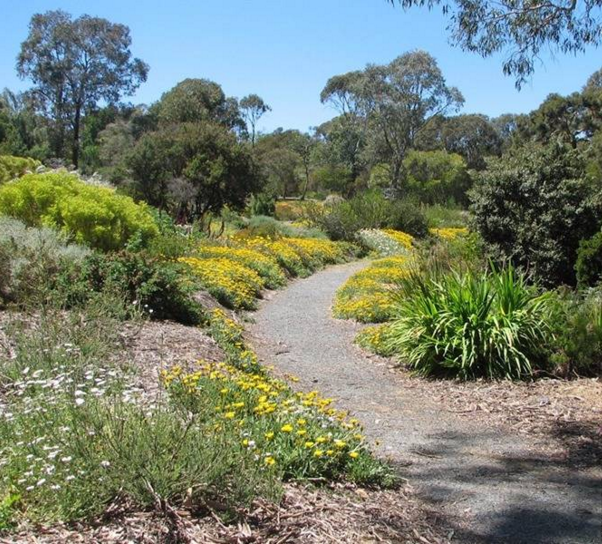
[224,412,235,419]
[265,431,275,440]
[304,441,315,448]
[326,450,335,456]
[296,429,307,436]
[265,456,276,466]
[349,451,360,459]
[280,424,293,433]
[334,439,347,449]
[314,449,324,457]
[297,418,307,426]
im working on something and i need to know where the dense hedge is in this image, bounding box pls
[0,171,159,251]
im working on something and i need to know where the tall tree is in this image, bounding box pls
[154,78,243,131]
[240,94,271,145]
[17,10,148,166]
[387,0,602,87]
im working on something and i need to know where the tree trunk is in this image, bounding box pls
[72,104,81,168]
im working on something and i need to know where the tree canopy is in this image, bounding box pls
[17,10,148,167]
[387,0,602,87]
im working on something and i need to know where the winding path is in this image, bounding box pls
[250,262,602,544]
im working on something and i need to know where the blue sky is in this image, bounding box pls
[1,1,600,134]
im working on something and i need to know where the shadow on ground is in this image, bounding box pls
[402,423,602,544]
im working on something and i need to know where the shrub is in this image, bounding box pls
[356,324,396,357]
[316,191,389,241]
[0,155,41,184]
[196,244,286,289]
[575,231,602,288]
[422,204,467,228]
[387,266,552,379]
[387,200,428,238]
[180,256,264,310]
[0,306,277,523]
[66,252,206,324]
[333,256,411,323]
[0,171,159,251]
[249,193,276,216]
[547,287,602,376]
[0,216,90,305]
[471,144,602,286]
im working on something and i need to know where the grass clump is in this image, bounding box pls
[386,266,552,380]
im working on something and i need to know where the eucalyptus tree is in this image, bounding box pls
[153,78,244,132]
[323,51,463,186]
[17,10,148,166]
[240,94,271,145]
[386,0,602,87]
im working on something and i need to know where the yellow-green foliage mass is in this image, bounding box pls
[0,170,158,251]
[0,155,41,184]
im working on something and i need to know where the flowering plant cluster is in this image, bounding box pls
[162,360,377,481]
[333,254,413,323]
[429,227,469,240]
[181,236,350,309]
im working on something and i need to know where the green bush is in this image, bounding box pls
[0,171,159,251]
[471,144,602,286]
[0,305,276,523]
[575,231,602,288]
[387,200,428,238]
[0,216,90,305]
[316,191,390,241]
[387,266,551,380]
[547,287,602,376]
[0,155,41,184]
[248,192,276,216]
[62,252,206,325]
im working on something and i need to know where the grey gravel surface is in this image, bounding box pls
[250,261,602,544]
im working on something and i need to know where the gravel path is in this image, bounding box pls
[250,261,602,544]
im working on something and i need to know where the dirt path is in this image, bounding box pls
[250,262,602,544]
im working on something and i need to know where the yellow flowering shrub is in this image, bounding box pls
[162,360,389,483]
[180,257,264,310]
[429,227,469,240]
[333,255,412,323]
[381,229,414,251]
[196,244,286,288]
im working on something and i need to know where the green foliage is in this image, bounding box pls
[0,493,20,530]
[316,190,390,241]
[387,266,551,379]
[17,10,148,166]
[248,192,276,217]
[0,216,90,305]
[547,287,602,376]
[317,191,428,241]
[0,155,41,183]
[62,251,206,325]
[0,171,159,251]
[402,150,472,205]
[471,144,602,286]
[128,122,259,219]
[0,305,276,523]
[422,204,467,228]
[388,199,429,238]
[575,231,602,288]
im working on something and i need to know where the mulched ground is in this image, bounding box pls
[1,483,452,544]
